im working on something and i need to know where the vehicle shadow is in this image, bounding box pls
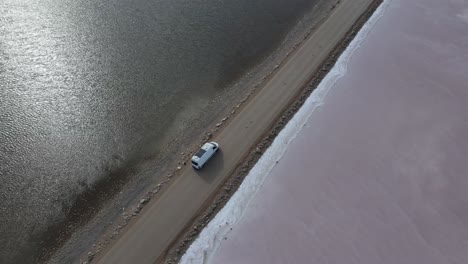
[193,149,225,184]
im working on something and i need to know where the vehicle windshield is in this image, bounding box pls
[195,149,206,158]
[191,160,198,166]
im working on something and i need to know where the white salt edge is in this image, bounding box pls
[180,1,392,263]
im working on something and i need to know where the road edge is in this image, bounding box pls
[163,0,384,263]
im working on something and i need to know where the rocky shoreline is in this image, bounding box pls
[44,0,346,263]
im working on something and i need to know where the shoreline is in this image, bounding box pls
[91,0,383,263]
[181,0,391,261]
[43,1,342,263]
[167,0,383,262]
[192,0,468,262]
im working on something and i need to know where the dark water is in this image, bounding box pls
[0,0,318,262]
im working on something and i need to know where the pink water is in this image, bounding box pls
[211,0,468,263]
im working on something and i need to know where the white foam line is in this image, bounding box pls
[180,2,391,263]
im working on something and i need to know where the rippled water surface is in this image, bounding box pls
[0,0,318,262]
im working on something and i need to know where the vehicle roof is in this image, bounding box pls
[201,142,213,150]
[194,148,206,158]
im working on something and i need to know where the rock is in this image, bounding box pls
[176,166,182,170]
[206,132,212,138]
[81,261,88,264]
[87,252,95,261]
[221,117,228,122]
[181,152,185,155]
[183,161,186,165]
[140,198,148,204]
[255,147,262,154]
[216,123,222,127]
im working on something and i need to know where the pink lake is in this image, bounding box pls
[210,0,468,263]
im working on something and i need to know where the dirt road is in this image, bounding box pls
[96,0,376,263]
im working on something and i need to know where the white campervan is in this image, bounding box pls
[191,142,219,169]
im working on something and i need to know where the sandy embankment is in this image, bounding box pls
[82,0,382,263]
